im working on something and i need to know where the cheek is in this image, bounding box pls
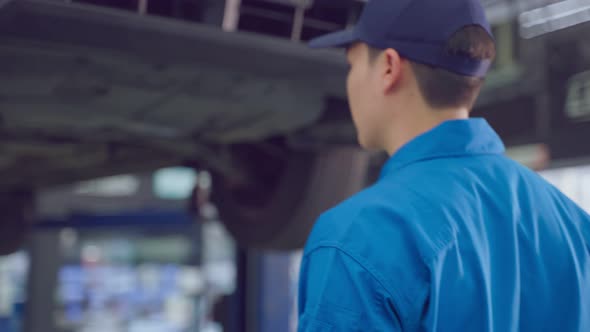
[346,70,354,99]
[347,68,362,105]
[346,70,360,119]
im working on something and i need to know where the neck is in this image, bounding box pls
[384,106,469,156]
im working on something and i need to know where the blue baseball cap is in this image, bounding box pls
[309,0,494,77]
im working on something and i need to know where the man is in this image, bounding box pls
[298,0,590,331]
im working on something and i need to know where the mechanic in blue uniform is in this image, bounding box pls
[298,0,590,331]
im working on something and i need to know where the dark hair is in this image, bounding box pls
[368,25,496,110]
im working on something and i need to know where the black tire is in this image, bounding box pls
[0,190,34,256]
[212,147,372,250]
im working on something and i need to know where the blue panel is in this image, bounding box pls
[258,252,296,332]
[36,210,195,230]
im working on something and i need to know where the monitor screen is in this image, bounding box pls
[53,223,202,332]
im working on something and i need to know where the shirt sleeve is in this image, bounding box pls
[298,246,402,332]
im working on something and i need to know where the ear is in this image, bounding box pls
[382,48,403,94]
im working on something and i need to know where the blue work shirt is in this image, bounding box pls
[298,118,590,331]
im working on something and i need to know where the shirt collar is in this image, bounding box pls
[380,118,505,178]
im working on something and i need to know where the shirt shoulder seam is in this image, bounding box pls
[303,243,412,322]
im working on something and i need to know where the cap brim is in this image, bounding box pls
[308,29,358,49]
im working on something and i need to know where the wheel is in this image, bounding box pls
[0,190,34,256]
[211,146,372,250]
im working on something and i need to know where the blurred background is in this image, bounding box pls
[1,0,590,331]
